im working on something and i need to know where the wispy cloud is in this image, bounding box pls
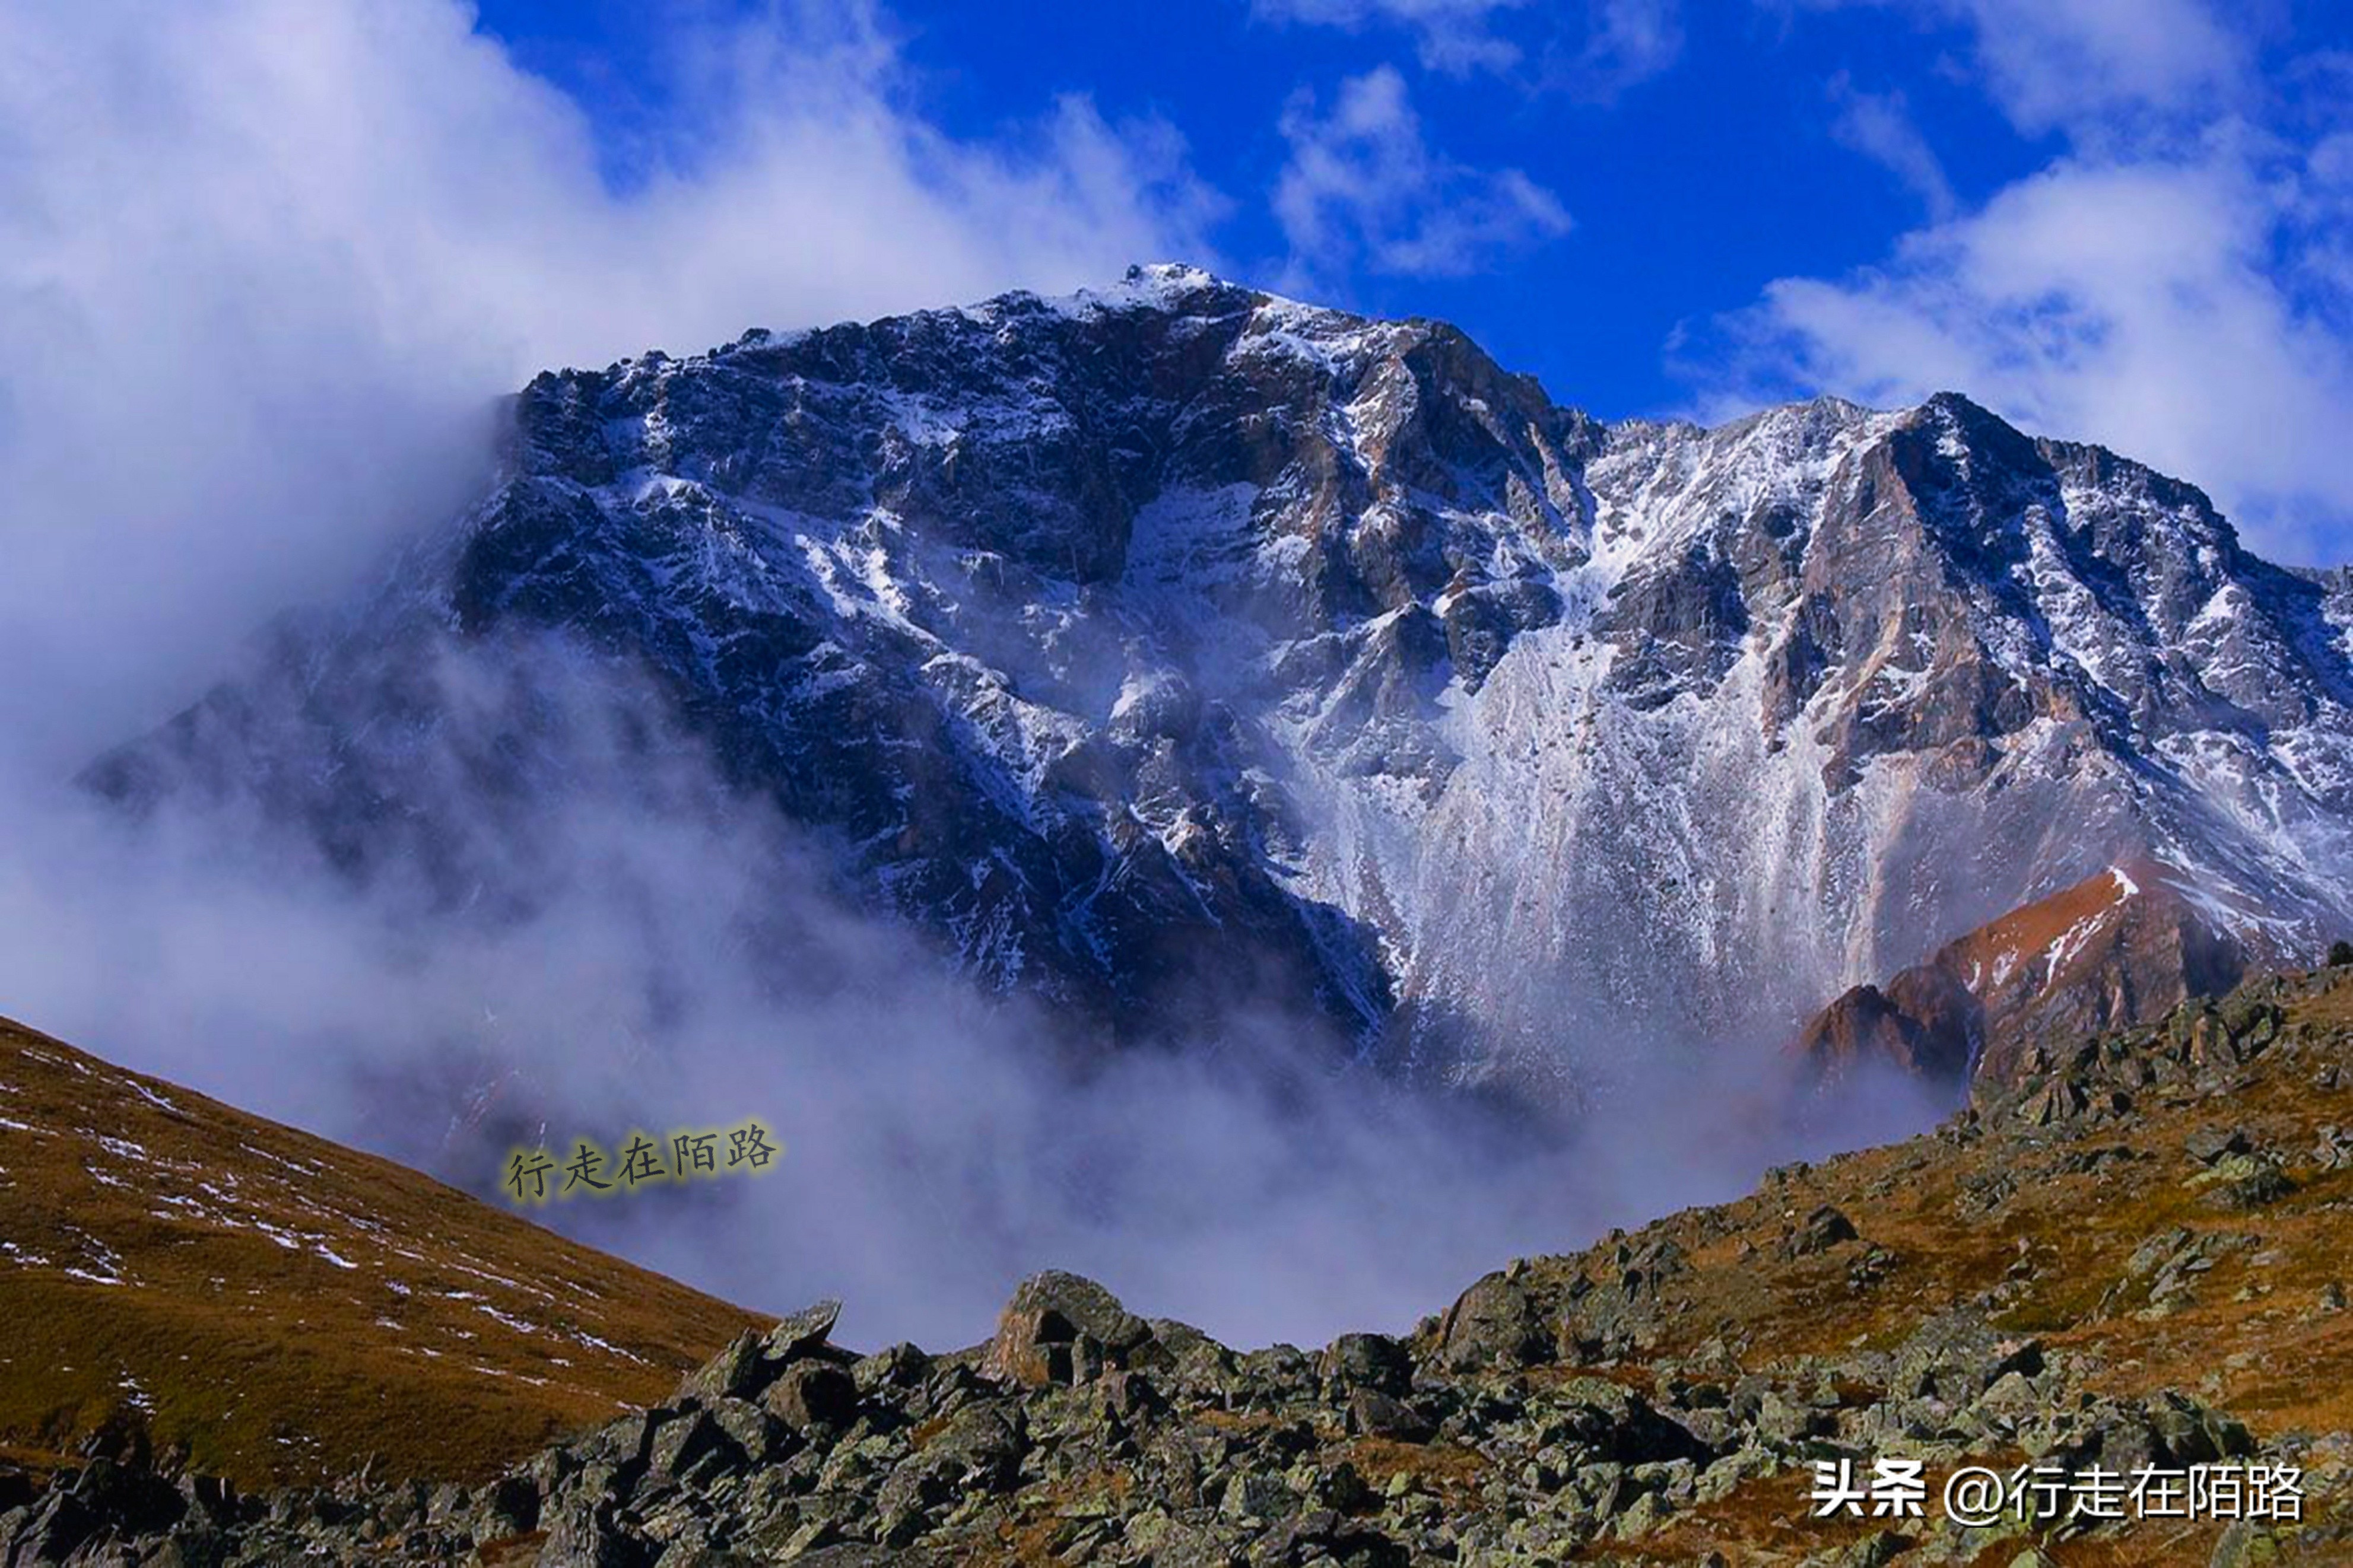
[1557,0,1686,100]
[1252,0,1534,75]
[1274,66,1572,282]
[1255,0,1685,96]
[1826,72,1955,218]
[1773,0,2253,137]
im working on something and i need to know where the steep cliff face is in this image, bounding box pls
[84,266,2353,1090]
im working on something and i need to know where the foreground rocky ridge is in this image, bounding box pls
[15,966,2353,1565]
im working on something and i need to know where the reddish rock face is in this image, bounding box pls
[1796,971,1977,1086]
[1796,860,2279,1093]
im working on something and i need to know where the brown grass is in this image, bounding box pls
[0,1014,769,1487]
[1482,977,2353,1559]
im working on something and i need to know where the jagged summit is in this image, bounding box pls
[1095,259,1249,306]
[85,275,2353,1091]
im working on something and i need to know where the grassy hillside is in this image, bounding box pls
[11,967,2353,1562]
[0,1015,768,1487]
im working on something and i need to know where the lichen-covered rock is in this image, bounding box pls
[1319,1330,1412,1395]
[763,1297,844,1364]
[1437,1268,1551,1370]
[764,1360,859,1433]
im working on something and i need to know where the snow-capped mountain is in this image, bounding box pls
[86,265,2353,1093]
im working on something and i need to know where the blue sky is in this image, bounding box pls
[2,0,2352,762]
[474,0,2066,416]
[456,0,2353,558]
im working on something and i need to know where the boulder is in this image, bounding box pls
[1346,1389,1434,1443]
[1436,1270,1549,1370]
[765,1360,860,1433]
[1320,1331,1412,1395]
[852,1341,932,1395]
[1891,1313,2042,1402]
[764,1297,844,1363]
[983,1271,1154,1387]
[645,1409,741,1488]
[678,1329,767,1403]
[1782,1204,1859,1257]
[2186,1125,2251,1165]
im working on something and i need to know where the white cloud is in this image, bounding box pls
[1781,0,2252,136]
[0,0,1221,778]
[1564,0,1686,99]
[1715,141,2353,559]
[1941,0,2251,136]
[1256,0,1685,93]
[1275,66,1572,281]
[1252,0,1533,75]
[1826,72,1955,218]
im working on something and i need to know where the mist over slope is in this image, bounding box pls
[17,964,2353,1563]
[2,629,1926,1350]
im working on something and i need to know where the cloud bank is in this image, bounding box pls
[0,631,1946,1349]
[0,0,1220,778]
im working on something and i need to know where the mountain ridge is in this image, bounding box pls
[84,263,2353,1093]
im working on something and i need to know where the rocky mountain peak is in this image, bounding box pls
[84,273,2353,1092]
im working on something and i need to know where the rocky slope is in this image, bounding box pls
[11,964,2353,1565]
[1798,859,2254,1092]
[82,266,2353,1093]
[0,1015,765,1489]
